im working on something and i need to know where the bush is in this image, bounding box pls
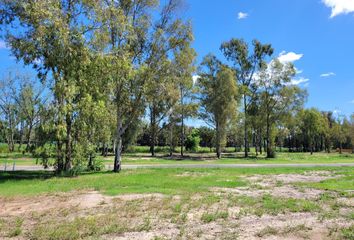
[185,129,200,152]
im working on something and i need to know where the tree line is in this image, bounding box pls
[0,0,353,173]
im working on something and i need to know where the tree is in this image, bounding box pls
[220,39,273,158]
[15,77,46,152]
[199,55,238,158]
[90,0,194,171]
[1,0,92,172]
[0,72,18,152]
[298,109,325,154]
[198,126,215,151]
[173,44,197,157]
[257,59,306,158]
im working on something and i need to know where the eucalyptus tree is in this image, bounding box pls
[90,0,194,171]
[15,78,47,151]
[199,54,238,158]
[0,0,93,171]
[220,39,273,157]
[173,44,197,157]
[256,59,306,157]
[0,72,18,152]
[298,108,326,154]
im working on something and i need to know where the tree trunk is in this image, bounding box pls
[339,141,342,154]
[64,114,72,171]
[243,95,248,158]
[259,129,263,155]
[114,116,123,173]
[266,113,273,158]
[216,123,221,159]
[150,106,156,157]
[18,121,24,152]
[180,112,184,157]
[26,124,33,152]
[169,122,173,157]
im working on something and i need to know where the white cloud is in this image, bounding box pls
[192,75,200,85]
[238,12,248,19]
[350,100,354,104]
[278,51,303,63]
[320,72,336,77]
[322,0,354,18]
[295,68,303,74]
[0,40,9,50]
[290,77,309,85]
[33,58,42,65]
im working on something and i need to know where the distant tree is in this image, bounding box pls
[0,72,20,152]
[299,109,325,154]
[198,126,215,151]
[199,55,239,158]
[220,39,273,158]
[257,59,306,158]
[173,45,197,157]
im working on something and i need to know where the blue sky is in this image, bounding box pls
[183,0,354,118]
[0,0,353,119]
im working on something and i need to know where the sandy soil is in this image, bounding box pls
[0,171,353,240]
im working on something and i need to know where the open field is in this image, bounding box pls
[1,166,353,239]
[1,150,354,168]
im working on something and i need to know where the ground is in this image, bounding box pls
[0,167,353,240]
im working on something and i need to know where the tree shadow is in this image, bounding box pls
[0,169,123,183]
[0,170,55,182]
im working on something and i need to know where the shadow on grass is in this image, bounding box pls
[0,170,55,182]
[0,170,117,183]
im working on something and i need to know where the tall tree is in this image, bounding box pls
[298,108,325,154]
[257,59,306,157]
[90,0,194,171]
[220,39,273,157]
[0,72,18,152]
[199,55,238,158]
[1,0,92,171]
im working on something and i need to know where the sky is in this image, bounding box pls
[182,0,354,119]
[0,0,354,120]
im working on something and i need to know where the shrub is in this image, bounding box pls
[185,129,200,152]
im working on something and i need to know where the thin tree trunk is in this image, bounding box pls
[216,123,221,159]
[150,106,156,157]
[114,115,123,172]
[243,95,248,158]
[180,112,184,157]
[169,122,173,157]
[64,114,72,171]
[26,124,33,152]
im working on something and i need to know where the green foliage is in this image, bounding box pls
[185,129,201,152]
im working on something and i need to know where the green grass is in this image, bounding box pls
[1,151,353,167]
[0,167,353,197]
[296,173,354,192]
[229,194,321,217]
[105,152,354,165]
[201,211,229,223]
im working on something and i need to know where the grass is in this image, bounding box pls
[296,170,354,192]
[1,166,352,197]
[1,150,353,167]
[1,165,352,240]
[229,194,321,217]
[201,211,229,223]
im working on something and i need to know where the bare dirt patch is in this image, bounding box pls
[1,171,353,240]
[0,191,165,217]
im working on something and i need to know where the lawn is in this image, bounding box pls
[1,151,354,168]
[0,166,353,197]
